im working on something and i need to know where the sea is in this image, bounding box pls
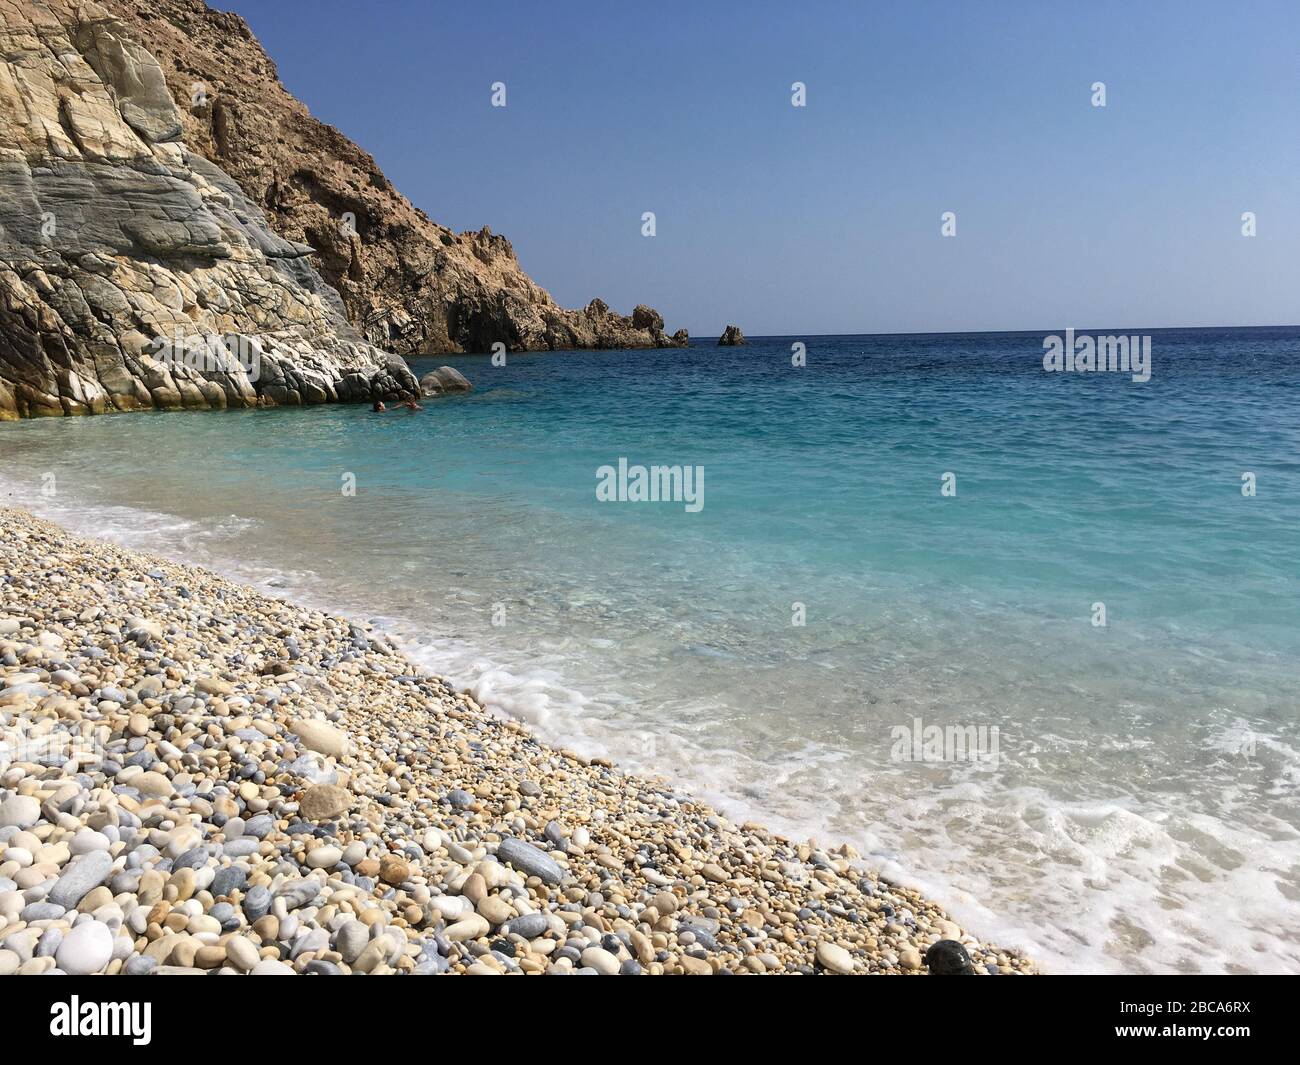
[3,325,1298,973]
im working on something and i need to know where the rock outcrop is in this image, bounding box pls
[718,325,747,346]
[419,366,472,396]
[0,0,686,420]
[0,0,418,418]
[89,0,687,357]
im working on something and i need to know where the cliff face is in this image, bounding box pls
[93,0,687,356]
[0,0,419,418]
[0,0,684,420]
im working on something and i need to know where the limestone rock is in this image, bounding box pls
[419,366,473,395]
[718,325,747,346]
[0,0,416,420]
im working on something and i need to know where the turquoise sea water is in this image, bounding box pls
[3,326,1299,973]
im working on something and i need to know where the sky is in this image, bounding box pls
[216,0,1299,337]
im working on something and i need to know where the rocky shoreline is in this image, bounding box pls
[0,506,1034,975]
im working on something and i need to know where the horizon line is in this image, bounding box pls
[676,322,1300,341]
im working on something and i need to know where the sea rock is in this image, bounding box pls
[718,325,747,346]
[418,366,473,395]
[0,1,417,421]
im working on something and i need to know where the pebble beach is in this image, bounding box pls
[0,506,1034,976]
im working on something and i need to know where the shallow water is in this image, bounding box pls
[3,326,1298,973]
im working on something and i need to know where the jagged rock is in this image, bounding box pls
[718,325,747,346]
[631,304,663,332]
[418,366,472,396]
[77,0,687,360]
[0,0,417,419]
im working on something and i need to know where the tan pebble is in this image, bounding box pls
[652,891,678,915]
[461,872,487,904]
[299,784,351,821]
[168,938,200,968]
[194,944,226,969]
[135,772,173,798]
[444,915,489,942]
[816,940,855,975]
[379,854,409,885]
[477,895,513,926]
[224,936,259,972]
[252,915,279,941]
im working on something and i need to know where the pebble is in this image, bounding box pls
[926,939,975,975]
[580,946,621,975]
[0,508,1034,980]
[56,921,114,975]
[0,795,40,830]
[816,940,855,975]
[503,912,548,939]
[289,718,350,759]
[496,838,565,885]
[48,850,114,908]
[299,784,351,821]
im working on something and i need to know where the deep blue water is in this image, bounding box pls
[3,326,1299,972]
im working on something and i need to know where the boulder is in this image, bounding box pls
[419,366,473,395]
[718,325,747,346]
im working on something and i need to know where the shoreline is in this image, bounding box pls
[0,505,1034,974]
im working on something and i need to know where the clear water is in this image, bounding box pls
[3,327,1299,973]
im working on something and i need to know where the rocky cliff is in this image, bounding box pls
[0,0,423,418]
[0,0,685,420]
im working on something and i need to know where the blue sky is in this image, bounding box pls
[218,0,1298,336]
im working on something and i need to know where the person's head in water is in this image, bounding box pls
[403,393,423,411]
[371,399,386,412]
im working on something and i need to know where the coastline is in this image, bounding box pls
[0,505,1034,975]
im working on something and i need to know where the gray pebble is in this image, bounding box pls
[48,850,114,908]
